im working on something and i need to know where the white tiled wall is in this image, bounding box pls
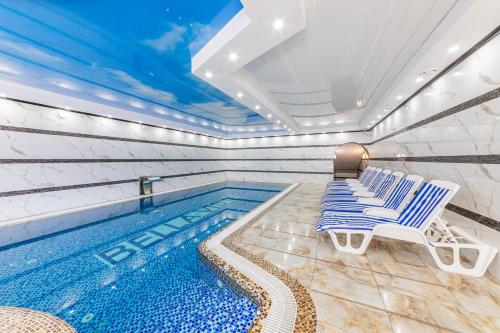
[368,33,500,277]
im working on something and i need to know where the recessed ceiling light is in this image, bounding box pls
[254,105,260,110]
[447,45,459,54]
[107,115,113,118]
[138,121,143,124]
[452,71,463,76]
[272,19,284,31]
[204,71,213,79]
[276,120,281,124]
[377,115,382,118]
[267,114,272,118]
[356,100,363,108]
[96,93,115,101]
[228,52,239,61]
[396,95,403,100]
[130,101,144,109]
[237,92,244,98]
[162,125,166,128]
[415,76,423,83]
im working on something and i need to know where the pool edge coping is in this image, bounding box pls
[199,183,317,333]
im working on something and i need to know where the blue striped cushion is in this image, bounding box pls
[317,183,450,233]
[322,179,416,213]
[316,214,396,231]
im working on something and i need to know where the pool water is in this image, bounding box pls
[0,181,288,332]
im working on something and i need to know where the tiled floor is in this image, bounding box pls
[232,184,500,333]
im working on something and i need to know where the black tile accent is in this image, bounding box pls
[0,124,343,150]
[0,158,332,164]
[0,179,136,197]
[371,87,500,145]
[0,169,331,197]
[370,155,500,164]
[446,204,500,232]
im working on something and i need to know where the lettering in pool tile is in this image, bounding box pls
[94,200,227,267]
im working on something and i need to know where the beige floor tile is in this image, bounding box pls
[311,261,384,309]
[261,249,316,288]
[311,291,393,333]
[374,273,457,307]
[317,321,345,333]
[388,314,452,333]
[316,234,372,270]
[231,183,499,333]
[366,239,440,284]
[252,219,318,238]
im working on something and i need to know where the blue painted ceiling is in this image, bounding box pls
[0,0,278,135]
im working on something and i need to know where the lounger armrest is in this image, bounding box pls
[357,198,384,206]
[364,208,400,220]
[352,190,374,198]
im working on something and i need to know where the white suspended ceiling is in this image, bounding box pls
[192,0,500,134]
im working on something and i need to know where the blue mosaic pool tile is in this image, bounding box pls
[0,182,287,332]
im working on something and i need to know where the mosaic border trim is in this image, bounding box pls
[199,183,317,333]
[0,306,76,332]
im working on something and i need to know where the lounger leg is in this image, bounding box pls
[327,230,372,255]
[426,243,497,277]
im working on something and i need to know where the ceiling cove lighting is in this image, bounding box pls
[272,19,284,31]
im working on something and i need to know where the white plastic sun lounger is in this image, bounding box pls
[316,180,497,277]
[327,167,380,191]
[328,166,373,187]
[324,169,391,199]
[322,174,421,212]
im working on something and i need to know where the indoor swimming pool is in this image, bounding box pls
[0,181,288,332]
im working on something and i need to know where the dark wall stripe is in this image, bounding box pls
[371,87,500,145]
[369,155,500,164]
[0,169,331,198]
[446,204,499,232]
[0,124,343,150]
[0,179,136,197]
[0,158,332,164]
[2,86,499,152]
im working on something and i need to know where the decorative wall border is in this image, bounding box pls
[371,87,500,145]
[446,204,499,232]
[0,158,332,164]
[0,170,332,198]
[369,155,500,164]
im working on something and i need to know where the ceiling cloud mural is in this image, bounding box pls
[0,0,276,135]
